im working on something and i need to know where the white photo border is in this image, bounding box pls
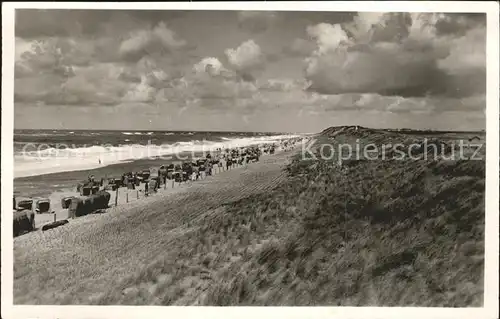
[2,2,498,319]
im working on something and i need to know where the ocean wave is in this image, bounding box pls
[14,134,301,178]
[121,131,144,135]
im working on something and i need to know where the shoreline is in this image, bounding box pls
[14,133,303,179]
[17,140,303,232]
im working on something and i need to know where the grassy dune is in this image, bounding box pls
[14,127,485,306]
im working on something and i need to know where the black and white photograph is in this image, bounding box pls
[1,2,499,318]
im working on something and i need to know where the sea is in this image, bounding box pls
[14,129,301,199]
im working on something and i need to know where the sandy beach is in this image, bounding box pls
[14,146,296,304]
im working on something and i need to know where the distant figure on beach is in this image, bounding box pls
[98,158,101,165]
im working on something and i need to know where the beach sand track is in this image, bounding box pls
[14,150,293,304]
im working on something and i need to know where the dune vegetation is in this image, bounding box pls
[14,127,485,306]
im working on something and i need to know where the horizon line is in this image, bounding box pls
[12,127,486,134]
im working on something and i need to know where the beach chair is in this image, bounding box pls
[69,197,84,218]
[136,172,144,183]
[148,178,159,193]
[91,186,100,195]
[13,209,35,237]
[82,187,92,196]
[90,190,111,210]
[142,169,151,181]
[61,196,75,209]
[35,198,53,214]
[182,162,193,181]
[104,178,118,191]
[127,180,136,190]
[159,166,168,183]
[166,164,175,180]
[174,172,182,183]
[17,198,34,211]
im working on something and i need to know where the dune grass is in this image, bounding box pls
[86,129,485,306]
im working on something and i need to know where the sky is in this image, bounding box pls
[14,10,486,132]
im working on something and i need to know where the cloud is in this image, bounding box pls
[258,78,310,92]
[193,57,226,76]
[15,62,130,106]
[303,13,486,98]
[150,38,268,109]
[14,16,193,106]
[15,37,34,62]
[13,10,485,132]
[15,39,73,77]
[189,64,257,101]
[15,37,108,82]
[437,25,486,97]
[237,11,279,33]
[14,38,82,103]
[283,38,316,57]
[345,12,412,43]
[307,23,351,54]
[15,10,188,38]
[49,63,128,105]
[153,55,259,108]
[118,22,187,62]
[224,40,265,77]
[122,76,157,103]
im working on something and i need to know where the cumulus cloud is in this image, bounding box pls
[193,57,226,76]
[15,39,74,77]
[224,40,265,77]
[345,12,412,43]
[14,38,82,103]
[307,23,351,54]
[148,38,269,110]
[303,13,486,98]
[119,22,187,62]
[14,15,193,106]
[152,55,259,108]
[189,57,257,101]
[15,37,34,62]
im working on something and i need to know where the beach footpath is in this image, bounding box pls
[14,145,299,304]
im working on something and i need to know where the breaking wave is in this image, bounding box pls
[14,134,300,178]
